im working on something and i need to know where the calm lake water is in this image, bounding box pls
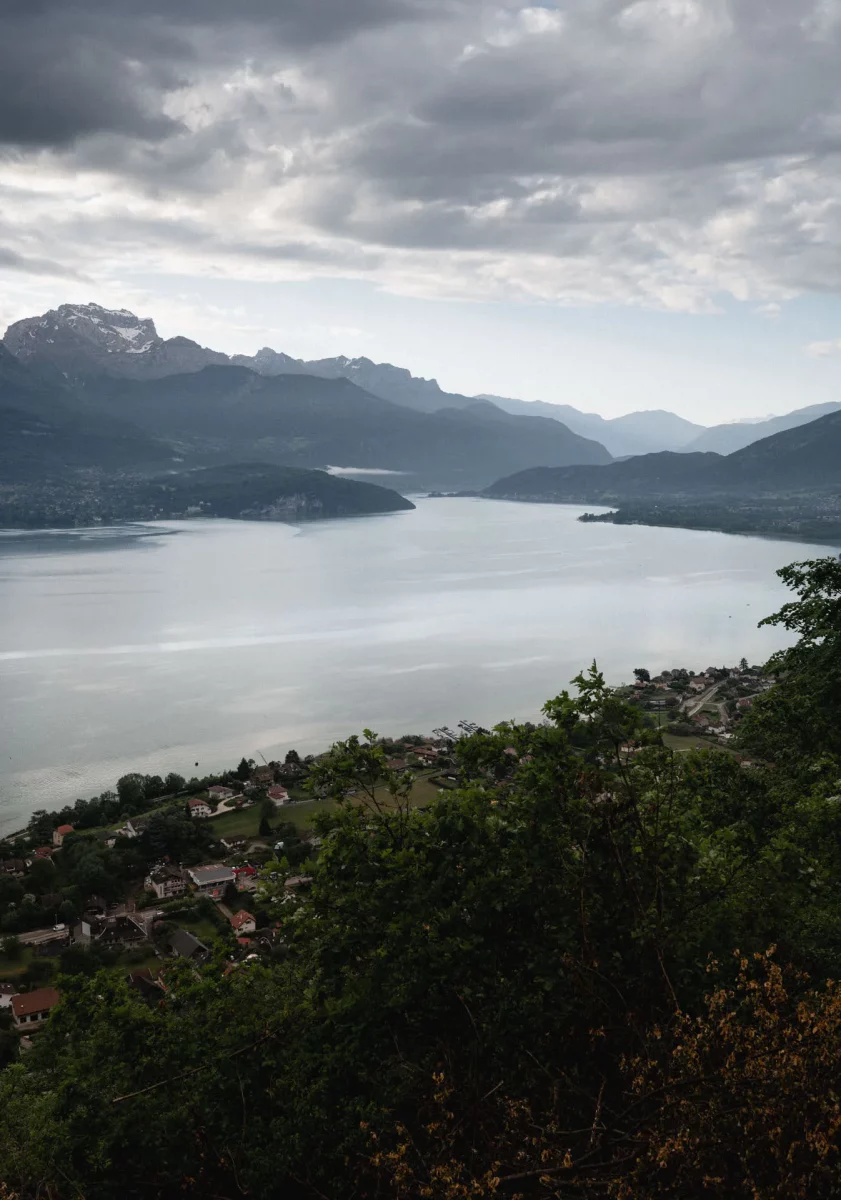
[0,498,831,831]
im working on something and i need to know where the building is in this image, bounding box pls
[267,785,289,806]
[52,824,74,847]
[229,910,256,935]
[145,866,187,900]
[187,797,212,819]
[0,982,16,1010]
[11,987,61,1030]
[0,859,25,878]
[126,968,166,1004]
[207,786,235,804]
[252,765,274,785]
[187,863,235,898]
[168,929,209,960]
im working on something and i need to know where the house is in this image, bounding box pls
[0,859,25,878]
[187,863,235,898]
[11,987,61,1030]
[52,824,74,847]
[187,797,212,819]
[32,846,54,860]
[229,910,256,935]
[386,758,409,772]
[0,982,17,1010]
[737,697,755,710]
[207,786,235,804]
[83,894,108,915]
[168,929,209,960]
[267,785,289,806]
[97,915,146,946]
[126,967,166,1004]
[252,765,274,785]
[145,866,186,900]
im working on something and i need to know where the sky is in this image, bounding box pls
[3,0,841,423]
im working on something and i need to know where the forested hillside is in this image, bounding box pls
[5,558,841,1197]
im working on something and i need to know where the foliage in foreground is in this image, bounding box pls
[4,558,841,1198]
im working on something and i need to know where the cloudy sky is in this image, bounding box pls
[3,0,841,421]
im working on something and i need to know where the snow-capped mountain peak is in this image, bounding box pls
[3,302,227,380]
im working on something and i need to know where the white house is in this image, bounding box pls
[145,866,187,900]
[207,786,235,804]
[52,824,74,847]
[187,797,212,819]
[11,987,60,1030]
[229,910,256,935]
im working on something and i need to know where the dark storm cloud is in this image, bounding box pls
[0,246,85,278]
[0,0,428,149]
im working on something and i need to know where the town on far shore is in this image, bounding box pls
[0,661,769,1051]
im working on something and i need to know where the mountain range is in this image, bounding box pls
[3,302,840,493]
[0,304,610,492]
[485,405,841,502]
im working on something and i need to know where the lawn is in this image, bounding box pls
[0,947,32,981]
[662,732,725,752]
[178,916,224,944]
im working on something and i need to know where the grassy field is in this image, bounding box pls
[177,916,223,944]
[209,772,443,841]
[0,947,33,980]
[662,732,725,752]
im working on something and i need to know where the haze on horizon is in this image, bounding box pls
[3,0,841,424]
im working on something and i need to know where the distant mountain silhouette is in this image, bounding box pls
[0,344,164,479]
[684,402,841,454]
[485,407,841,501]
[476,394,705,457]
[80,366,612,490]
[2,302,701,458]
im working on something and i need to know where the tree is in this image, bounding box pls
[28,809,53,845]
[236,757,252,781]
[164,772,185,794]
[1,935,22,962]
[284,749,300,765]
[634,667,651,683]
[258,794,274,838]
[116,773,145,811]
[741,556,841,767]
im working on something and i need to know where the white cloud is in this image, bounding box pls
[806,338,841,355]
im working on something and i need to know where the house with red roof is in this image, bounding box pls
[11,987,61,1030]
[267,785,289,806]
[187,797,212,819]
[229,910,256,935]
[52,824,74,847]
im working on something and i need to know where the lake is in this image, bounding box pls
[0,497,830,832]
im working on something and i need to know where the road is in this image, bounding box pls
[683,681,723,719]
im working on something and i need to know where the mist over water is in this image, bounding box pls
[0,498,823,832]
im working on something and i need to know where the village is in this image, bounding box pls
[0,737,456,1053]
[0,670,770,1055]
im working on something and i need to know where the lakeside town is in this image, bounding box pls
[0,660,772,1054]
